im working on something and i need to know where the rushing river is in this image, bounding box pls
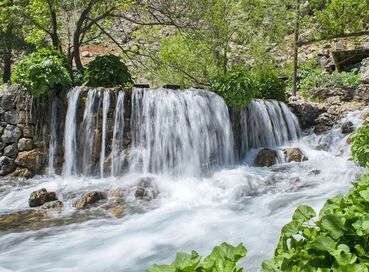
[0,88,366,271]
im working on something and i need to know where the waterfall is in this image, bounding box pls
[48,97,58,175]
[129,88,234,177]
[100,91,110,178]
[60,87,300,177]
[111,92,126,176]
[238,99,301,157]
[81,90,99,176]
[63,87,82,176]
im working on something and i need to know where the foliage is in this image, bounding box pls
[252,66,287,101]
[11,48,72,96]
[299,62,361,98]
[263,174,369,271]
[352,123,369,168]
[83,55,133,88]
[211,68,256,107]
[147,242,247,272]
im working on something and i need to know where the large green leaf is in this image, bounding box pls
[320,214,346,239]
[292,205,316,222]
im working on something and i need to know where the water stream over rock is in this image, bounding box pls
[0,87,366,271]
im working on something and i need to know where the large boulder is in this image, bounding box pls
[74,191,106,209]
[15,149,42,172]
[0,156,16,176]
[310,87,355,102]
[255,148,278,167]
[283,147,308,163]
[29,188,58,207]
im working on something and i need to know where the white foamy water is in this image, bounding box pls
[0,88,367,272]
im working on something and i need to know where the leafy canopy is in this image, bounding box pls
[11,48,72,96]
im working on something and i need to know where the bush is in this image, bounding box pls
[252,66,287,101]
[211,68,256,107]
[299,61,361,98]
[83,55,133,88]
[11,48,72,97]
[263,174,369,271]
[147,242,247,272]
[352,123,369,168]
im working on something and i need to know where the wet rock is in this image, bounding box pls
[341,121,354,134]
[255,148,278,167]
[110,188,124,198]
[18,138,33,151]
[308,169,321,176]
[283,148,308,163]
[0,156,16,176]
[21,125,34,138]
[316,143,329,151]
[3,144,18,158]
[29,188,58,207]
[0,210,45,232]
[1,125,21,144]
[107,206,124,218]
[10,167,33,178]
[15,149,42,172]
[41,200,63,210]
[314,124,330,135]
[74,191,106,209]
[288,97,321,129]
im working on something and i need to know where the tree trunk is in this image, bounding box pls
[292,0,300,96]
[3,25,13,83]
[73,30,83,71]
[47,0,61,51]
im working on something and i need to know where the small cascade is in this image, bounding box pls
[238,100,301,157]
[63,87,82,176]
[48,97,58,175]
[100,91,110,177]
[111,92,126,176]
[129,88,234,176]
[80,90,99,176]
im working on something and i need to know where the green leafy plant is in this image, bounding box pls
[352,123,369,168]
[147,242,247,272]
[83,54,133,88]
[263,174,369,272]
[252,66,287,101]
[11,48,72,97]
[211,68,256,107]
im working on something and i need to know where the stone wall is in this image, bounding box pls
[0,85,46,178]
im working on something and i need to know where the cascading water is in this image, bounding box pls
[100,91,110,178]
[239,100,301,156]
[63,86,82,176]
[0,86,366,272]
[48,97,58,176]
[129,88,234,176]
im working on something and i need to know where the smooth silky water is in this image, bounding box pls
[0,88,366,271]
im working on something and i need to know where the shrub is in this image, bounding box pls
[299,61,361,98]
[11,48,72,97]
[252,66,287,101]
[263,174,369,271]
[147,242,247,272]
[352,123,369,168]
[211,68,256,107]
[83,55,133,88]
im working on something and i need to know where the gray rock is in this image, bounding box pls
[21,126,34,138]
[18,138,33,151]
[29,188,58,207]
[255,148,278,167]
[0,156,16,176]
[1,93,15,111]
[41,200,63,209]
[3,144,18,158]
[3,110,17,125]
[1,125,21,144]
[341,121,354,134]
[0,141,5,151]
[360,58,369,84]
[288,98,321,129]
